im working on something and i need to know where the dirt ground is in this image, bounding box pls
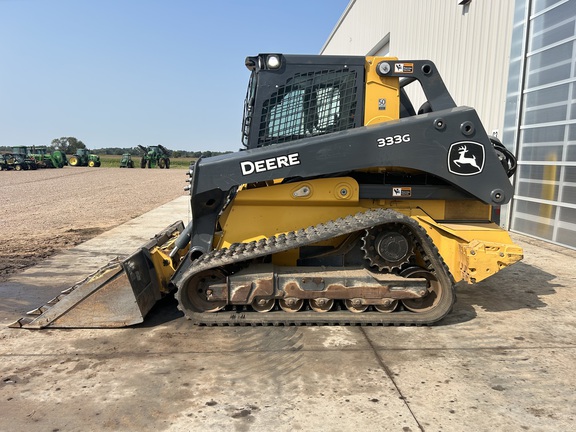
[0,167,188,282]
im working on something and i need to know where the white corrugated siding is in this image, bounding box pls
[321,0,515,136]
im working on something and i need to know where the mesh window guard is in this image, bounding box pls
[258,69,358,146]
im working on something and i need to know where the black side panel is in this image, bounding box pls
[186,106,514,253]
[196,107,511,203]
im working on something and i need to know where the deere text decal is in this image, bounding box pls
[241,153,300,176]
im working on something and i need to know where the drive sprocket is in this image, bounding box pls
[361,223,416,272]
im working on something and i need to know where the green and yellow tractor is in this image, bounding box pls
[119,153,135,168]
[138,145,171,169]
[11,146,67,168]
[68,148,101,167]
[0,153,38,171]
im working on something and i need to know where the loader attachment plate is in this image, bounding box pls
[10,221,184,329]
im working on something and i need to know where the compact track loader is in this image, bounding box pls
[12,54,523,329]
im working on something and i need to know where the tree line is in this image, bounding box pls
[1,136,231,158]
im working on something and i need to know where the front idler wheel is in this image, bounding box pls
[177,269,226,314]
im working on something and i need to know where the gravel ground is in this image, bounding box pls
[0,167,189,282]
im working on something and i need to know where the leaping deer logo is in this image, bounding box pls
[453,145,481,171]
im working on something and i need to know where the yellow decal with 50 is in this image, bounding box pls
[377,134,411,147]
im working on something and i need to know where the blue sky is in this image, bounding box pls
[0,0,349,152]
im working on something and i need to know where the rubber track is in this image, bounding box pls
[174,208,455,326]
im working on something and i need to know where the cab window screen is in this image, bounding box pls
[258,69,358,146]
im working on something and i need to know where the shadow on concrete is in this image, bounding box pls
[136,294,184,328]
[466,262,559,312]
[438,261,559,326]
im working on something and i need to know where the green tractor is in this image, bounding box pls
[68,148,101,167]
[11,146,67,168]
[119,153,135,168]
[1,153,38,171]
[138,145,171,169]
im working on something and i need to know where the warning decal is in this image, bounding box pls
[392,187,412,197]
[394,63,414,73]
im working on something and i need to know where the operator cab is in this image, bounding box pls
[241,54,366,149]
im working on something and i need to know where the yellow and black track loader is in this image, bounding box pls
[12,54,523,328]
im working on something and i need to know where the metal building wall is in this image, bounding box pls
[504,0,576,249]
[321,0,515,141]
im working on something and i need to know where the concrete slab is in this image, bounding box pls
[1,196,575,431]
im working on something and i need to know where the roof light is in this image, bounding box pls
[266,55,281,69]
